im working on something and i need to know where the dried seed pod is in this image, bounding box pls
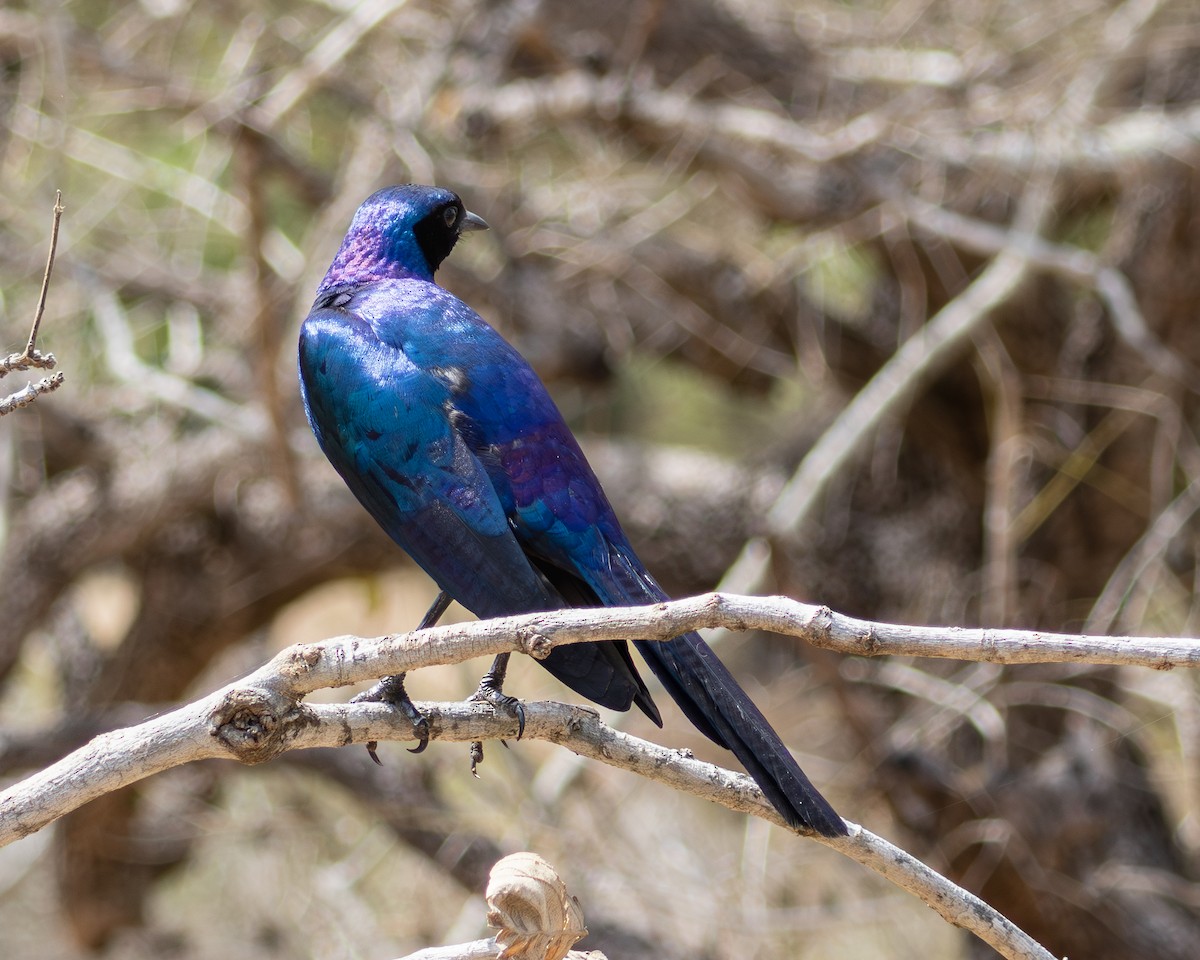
[485,853,587,960]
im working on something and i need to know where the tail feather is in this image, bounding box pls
[529,554,663,723]
[636,631,847,837]
[535,536,846,835]
[540,638,662,723]
[592,542,845,836]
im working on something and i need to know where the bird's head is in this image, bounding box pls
[317,184,489,293]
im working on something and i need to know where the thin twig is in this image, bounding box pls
[2,190,64,377]
[0,191,66,415]
[0,373,66,415]
[26,189,64,359]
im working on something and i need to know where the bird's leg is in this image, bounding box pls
[415,590,454,631]
[353,591,453,760]
[468,652,526,776]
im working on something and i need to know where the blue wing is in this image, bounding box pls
[300,305,553,616]
[418,297,848,830]
[299,287,653,714]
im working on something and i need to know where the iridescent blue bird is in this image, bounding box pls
[299,185,846,836]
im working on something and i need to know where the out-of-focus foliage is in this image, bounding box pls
[2,0,1200,958]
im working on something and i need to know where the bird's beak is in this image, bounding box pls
[460,210,489,233]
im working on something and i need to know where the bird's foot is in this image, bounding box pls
[351,673,430,759]
[467,654,525,776]
[351,592,451,760]
[469,672,527,739]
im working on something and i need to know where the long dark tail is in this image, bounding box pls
[544,538,846,837]
[635,631,847,837]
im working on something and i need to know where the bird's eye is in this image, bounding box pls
[443,206,459,228]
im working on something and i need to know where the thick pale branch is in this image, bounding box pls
[2,590,1186,956]
[6,588,1194,837]
[1,692,1055,960]
[257,594,1200,701]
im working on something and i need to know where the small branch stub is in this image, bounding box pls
[208,688,315,764]
[515,627,554,660]
[486,853,588,960]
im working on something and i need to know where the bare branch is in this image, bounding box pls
[1,191,65,415]
[14,585,1185,954]
[891,191,1198,384]
[147,593,1200,719]
[392,941,507,960]
[0,351,56,378]
[465,70,888,165]
[25,189,63,359]
[5,590,1198,833]
[720,176,1057,596]
[0,372,65,415]
[0,689,1057,960]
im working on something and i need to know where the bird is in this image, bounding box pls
[298,184,847,837]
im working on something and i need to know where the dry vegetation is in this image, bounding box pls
[2,0,1200,957]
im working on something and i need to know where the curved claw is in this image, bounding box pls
[470,665,525,739]
[407,716,431,754]
[469,689,525,740]
[355,674,430,756]
[470,741,484,777]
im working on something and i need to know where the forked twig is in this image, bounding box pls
[1,191,66,415]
